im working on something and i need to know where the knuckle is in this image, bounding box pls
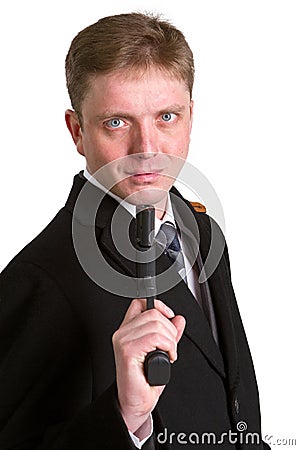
[132,298,145,307]
[132,298,140,304]
[149,318,163,332]
[120,343,131,359]
[149,308,161,321]
[112,329,127,349]
[112,329,119,345]
[149,324,174,340]
[150,332,161,343]
[118,339,133,358]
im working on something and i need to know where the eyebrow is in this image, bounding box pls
[95,112,132,122]
[95,104,186,122]
[161,104,186,114]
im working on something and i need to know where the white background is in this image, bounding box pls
[0,1,299,447]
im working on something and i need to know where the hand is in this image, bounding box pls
[112,298,186,434]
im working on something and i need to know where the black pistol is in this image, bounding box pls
[136,205,171,386]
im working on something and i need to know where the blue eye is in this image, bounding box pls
[106,118,125,128]
[161,112,176,122]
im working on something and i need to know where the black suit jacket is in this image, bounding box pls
[0,173,269,449]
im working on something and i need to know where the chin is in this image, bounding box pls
[119,186,170,208]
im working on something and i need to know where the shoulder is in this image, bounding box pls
[0,207,77,315]
[2,208,72,273]
[0,258,80,351]
[189,201,207,213]
[170,185,207,218]
[173,190,231,272]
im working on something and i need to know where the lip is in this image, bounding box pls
[128,171,162,183]
[126,168,164,175]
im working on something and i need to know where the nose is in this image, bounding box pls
[130,121,158,158]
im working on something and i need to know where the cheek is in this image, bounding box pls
[82,133,111,163]
[174,129,190,158]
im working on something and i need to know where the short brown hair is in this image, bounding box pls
[65,12,194,115]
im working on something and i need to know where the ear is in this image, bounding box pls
[65,109,84,156]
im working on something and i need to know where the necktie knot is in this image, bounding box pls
[158,221,180,255]
[156,221,186,281]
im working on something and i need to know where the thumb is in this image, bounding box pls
[121,298,146,325]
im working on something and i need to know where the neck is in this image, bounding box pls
[153,195,169,220]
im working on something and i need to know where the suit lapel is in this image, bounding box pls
[158,273,226,378]
[96,202,138,279]
[207,257,239,390]
[175,188,239,391]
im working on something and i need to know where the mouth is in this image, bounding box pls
[124,168,165,179]
[129,171,162,183]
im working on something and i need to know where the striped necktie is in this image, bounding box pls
[156,221,187,282]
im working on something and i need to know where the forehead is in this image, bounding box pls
[82,67,190,116]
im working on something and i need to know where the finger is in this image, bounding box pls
[171,315,186,343]
[153,299,175,320]
[122,298,175,326]
[119,311,179,343]
[130,333,178,363]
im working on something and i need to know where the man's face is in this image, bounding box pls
[66,67,193,212]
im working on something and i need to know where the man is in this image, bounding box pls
[0,12,269,449]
